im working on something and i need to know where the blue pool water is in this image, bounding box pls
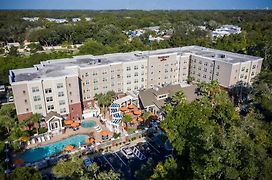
[81,120,96,128]
[21,134,88,163]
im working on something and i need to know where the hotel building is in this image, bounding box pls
[9,46,263,121]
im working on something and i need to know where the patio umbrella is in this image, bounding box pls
[125,112,133,116]
[119,106,128,111]
[150,114,158,120]
[138,117,144,122]
[71,122,80,128]
[128,104,136,109]
[14,159,24,166]
[132,118,137,124]
[85,137,95,144]
[20,136,29,142]
[133,110,141,115]
[64,119,73,125]
[100,130,110,137]
[64,144,74,151]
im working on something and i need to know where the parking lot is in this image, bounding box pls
[95,140,172,179]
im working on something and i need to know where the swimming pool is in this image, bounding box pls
[81,120,96,128]
[21,134,88,163]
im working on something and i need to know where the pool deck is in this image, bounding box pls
[26,117,112,149]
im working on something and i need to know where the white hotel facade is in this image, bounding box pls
[9,46,263,121]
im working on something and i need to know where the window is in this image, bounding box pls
[102,71,107,75]
[141,65,144,69]
[111,69,114,73]
[198,73,201,77]
[60,108,66,113]
[33,95,41,101]
[126,67,131,71]
[246,69,249,73]
[203,75,207,78]
[240,74,244,78]
[35,104,42,110]
[217,65,220,69]
[45,88,52,94]
[165,76,168,79]
[141,78,144,82]
[216,72,219,76]
[204,68,207,72]
[165,69,168,73]
[111,76,114,80]
[102,78,107,82]
[134,86,138,90]
[94,87,98,91]
[134,72,138,77]
[127,74,131,78]
[32,87,39,93]
[58,92,64,97]
[24,99,27,103]
[204,62,208,66]
[199,60,202,64]
[127,81,131,85]
[134,66,138,70]
[59,100,65,105]
[127,87,131,91]
[86,80,90,85]
[241,67,245,71]
[57,83,63,88]
[103,86,107,89]
[93,79,98,83]
[46,97,53,102]
[198,67,201,70]
[252,65,256,69]
[93,72,98,76]
[117,74,121,78]
[47,105,54,111]
[244,75,247,79]
[251,72,255,76]
[134,79,138,83]
[85,73,89,77]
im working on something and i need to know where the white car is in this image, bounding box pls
[8,96,14,102]
[121,147,134,159]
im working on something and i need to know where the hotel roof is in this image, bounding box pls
[9,46,262,83]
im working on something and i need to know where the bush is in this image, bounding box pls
[38,127,48,134]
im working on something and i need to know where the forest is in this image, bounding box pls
[0,10,271,84]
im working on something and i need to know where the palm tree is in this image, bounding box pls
[30,113,43,134]
[172,90,186,106]
[0,115,15,134]
[122,115,133,124]
[94,91,116,118]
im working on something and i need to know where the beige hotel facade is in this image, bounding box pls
[9,46,263,121]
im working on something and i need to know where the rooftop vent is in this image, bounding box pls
[215,54,226,58]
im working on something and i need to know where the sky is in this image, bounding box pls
[0,0,271,10]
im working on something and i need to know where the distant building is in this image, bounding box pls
[45,18,68,24]
[9,46,262,121]
[22,17,39,22]
[72,18,81,22]
[212,25,241,38]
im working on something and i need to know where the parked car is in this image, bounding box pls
[83,157,93,168]
[121,147,134,159]
[8,96,13,102]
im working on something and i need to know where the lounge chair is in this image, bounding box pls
[46,135,51,141]
[37,137,42,143]
[27,141,30,146]
[41,136,46,142]
[31,138,36,144]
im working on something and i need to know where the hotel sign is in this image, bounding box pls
[158,56,169,61]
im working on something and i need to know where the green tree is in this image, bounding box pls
[8,45,19,56]
[52,153,84,178]
[171,90,186,106]
[122,115,133,124]
[7,167,42,180]
[151,157,178,180]
[94,91,116,118]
